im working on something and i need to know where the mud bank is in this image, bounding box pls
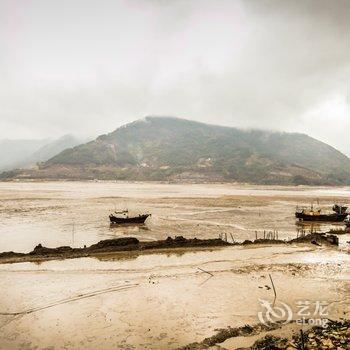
[179,319,350,349]
[0,232,339,264]
[0,236,231,264]
[328,227,350,235]
[242,232,339,246]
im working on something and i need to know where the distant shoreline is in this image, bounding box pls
[1,177,349,188]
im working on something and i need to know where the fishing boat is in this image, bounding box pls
[109,210,151,224]
[295,204,348,222]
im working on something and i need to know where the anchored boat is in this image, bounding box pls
[109,210,151,224]
[295,204,348,222]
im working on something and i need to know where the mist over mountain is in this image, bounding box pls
[0,139,49,171]
[0,135,84,171]
[26,135,87,165]
[2,117,350,185]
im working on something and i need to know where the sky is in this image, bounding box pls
[1,0,350,155]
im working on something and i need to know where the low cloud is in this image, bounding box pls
[0,0,349,154]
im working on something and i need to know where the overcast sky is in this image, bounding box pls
[1,0,350,154]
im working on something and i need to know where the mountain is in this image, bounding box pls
[0,139,49,171]
[0,135,84,171]
[2,116,350,185]
[25,135,85,165]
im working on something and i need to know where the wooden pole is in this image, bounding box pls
[230,233,234,243]
[300,329,305,350]
[269,274,277,306]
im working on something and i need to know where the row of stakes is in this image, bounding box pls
[219,230,280,243]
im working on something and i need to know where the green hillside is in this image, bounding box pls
[3,117,350,185]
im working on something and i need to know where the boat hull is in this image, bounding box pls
[295,212,347,222]
[109,214,150,224]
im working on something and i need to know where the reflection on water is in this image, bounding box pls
[295,222,326,239]
[93,247,204,262]
[295,221,322,232]
[295,221,344,233]
[107,223,155,242]
[295,221,350,249]
[109,223,149,231]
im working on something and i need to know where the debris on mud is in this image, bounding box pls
[178,323,282,349]
[290,232,339,245]
[328,227,350,235]
[179,319,350,349]
[242,232,339,246]
[242,238,286,245]
[249,319,350,350]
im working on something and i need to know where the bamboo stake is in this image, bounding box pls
[230,233,234,243]
[300,329,305,350]
[269,273,277,306]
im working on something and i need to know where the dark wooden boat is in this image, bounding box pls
[295,212,347,222]
[295,204,348,222]
[109,211,151,224]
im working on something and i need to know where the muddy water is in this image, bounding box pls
[0,181,350,253]
[0,181,350,349]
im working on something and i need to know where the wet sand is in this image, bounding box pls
[0,245,349,349]
[0,181,350,349]
[1,181,350,253]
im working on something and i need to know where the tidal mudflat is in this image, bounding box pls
[0,181,349,349]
